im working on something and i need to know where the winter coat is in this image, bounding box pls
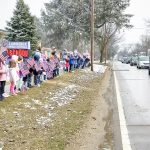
[69,56,74,65]
[0,62,7,81]
[9,68,19,84]
[74,55,78,65]
[34,54,40,61]
[65,59,70,68]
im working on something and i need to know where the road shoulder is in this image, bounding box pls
[65,69,114,150]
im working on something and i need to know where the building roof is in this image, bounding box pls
[41,47,52,51]
[0,29,7,33]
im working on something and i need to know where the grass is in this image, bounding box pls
[0,69,104,150]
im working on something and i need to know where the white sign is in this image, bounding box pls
[7,41,30,50]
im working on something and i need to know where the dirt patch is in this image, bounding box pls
[65,70,114,150]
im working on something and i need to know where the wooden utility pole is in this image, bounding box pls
[104,23,107,64]
[90,0,94,71]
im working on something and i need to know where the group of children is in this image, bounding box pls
[62,50,90,72]
[0,49,90,101]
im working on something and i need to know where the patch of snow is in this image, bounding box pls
[13,111,20,117]
[30,107,36,110]
[24,102,32,108]
[32,99,43,106]
[93,64,107,73]
[82,64,107,74]
[36,116,52,125]
[43,104,49,109]
[48,112,53,117]
[36,111,54,126]
[42,104,54,111]
[71,73,98,83]
[51,107,55,110]
[50,84,79,107]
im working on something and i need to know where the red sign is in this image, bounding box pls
[7,49,29,57]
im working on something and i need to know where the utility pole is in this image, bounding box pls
[90,0,94,71]
[104,23,107,64]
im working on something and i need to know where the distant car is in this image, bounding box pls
[121,57,128,63]
[130,56,138,66]
[121,57,126,63]
[137,56,149,69]
[125,57,131,64]
[118,58,122,61]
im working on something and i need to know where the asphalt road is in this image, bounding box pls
[114,61,150,150]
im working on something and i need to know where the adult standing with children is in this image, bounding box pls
[69,52,74,72]
[0,60,8,100]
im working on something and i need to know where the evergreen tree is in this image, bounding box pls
[6,0,38,51]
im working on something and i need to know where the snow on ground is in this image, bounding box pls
[82,64,107,74]
[93,64,107,73]
[32,99,43,106]
[36,114,53,125]
[71,73,97,83]
[3,65,107,127]
[75,64,107,83]
[24,102,34,109]
[35,84,80,125]
[50,84,79,107]
[35,85,80,125]
[18,84,80,126]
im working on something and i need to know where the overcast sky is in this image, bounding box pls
[121,0,150,45]
[0,0,150,45]
[0,0,49,29]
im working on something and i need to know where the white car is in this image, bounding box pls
[137,56,149,69]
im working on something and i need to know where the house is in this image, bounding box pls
[0,29,7,39]
[41,47,52,57]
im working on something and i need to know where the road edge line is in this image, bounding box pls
[113,65,132,150]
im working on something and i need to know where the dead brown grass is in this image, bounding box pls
[0,69,104,150]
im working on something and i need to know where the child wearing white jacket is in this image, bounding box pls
[9,60,19,95]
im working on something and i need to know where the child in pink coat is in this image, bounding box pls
[0,60,7,101]
[9,60,19,95]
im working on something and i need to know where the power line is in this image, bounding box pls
[129,27,149,30]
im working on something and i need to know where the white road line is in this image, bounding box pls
[113,63,132,150]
